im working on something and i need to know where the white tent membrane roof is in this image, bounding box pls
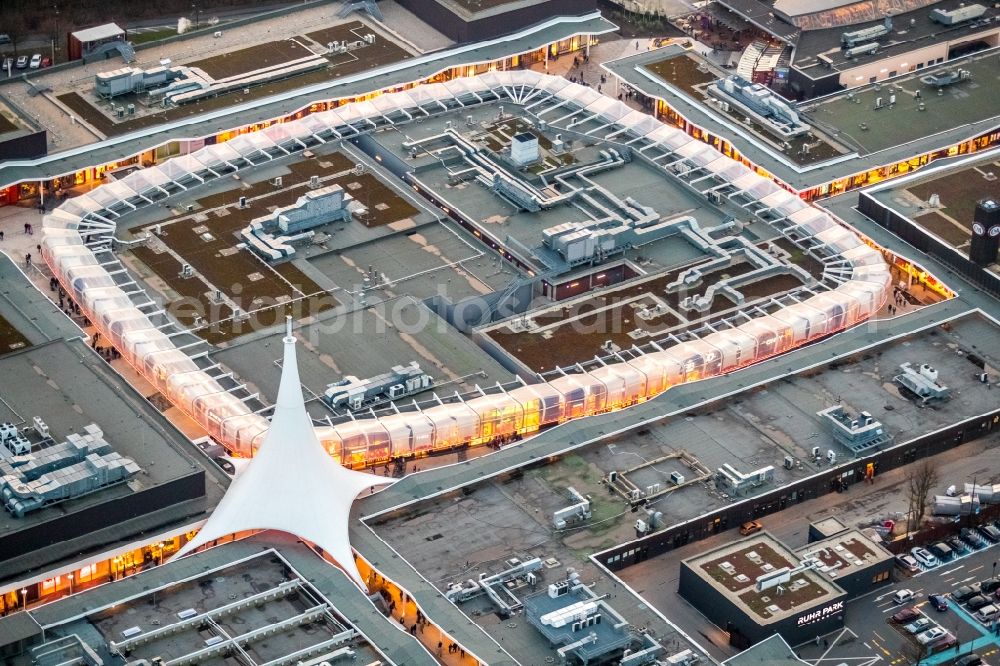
[176,319,384,587]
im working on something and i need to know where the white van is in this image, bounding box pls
[976,604,999,624]
[893,589,915,604]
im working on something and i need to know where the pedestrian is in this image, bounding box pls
[24,222,29,234]
[636,40,640,50]
[24,253,31,268]
[0,230,4,241]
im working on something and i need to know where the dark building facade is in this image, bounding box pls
[678,554,847,648]
[0,130,47,161]
[397,0,598,43]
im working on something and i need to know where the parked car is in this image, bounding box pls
[928,594,949,611]
[917,626,947,645]
[930,632,957,650]
[911,547,939,569]
[891,607,921,623]
[981,580,1000,595]
[961,528,986,548]
[28,54,41,69]
[929,542,953,562]
[15,55,28,69]
[895,554,920,573]
[40,56,51,67]
[904,617,932,634]
[966,595,991,611]
[953,585,979,602]
[0,34,11,45]
[955,653,983,666]
[975,604,999,624]
[893,589,915,604]
[947,536,969,554]
[739,520,763,536]
[978,525,1000,543]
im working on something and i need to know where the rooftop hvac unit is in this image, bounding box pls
[32,416,49,437]
[214,31,222,38]
[238,196,247,208]
[548,580,571,598]
[0,422,17,442]
[5,436,30,455]
[310,175,320,189]
[669,471,685,485]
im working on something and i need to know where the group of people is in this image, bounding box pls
[371,575,468,661]
[888,286,911,315]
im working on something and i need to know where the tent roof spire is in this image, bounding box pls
[176,318,387,587]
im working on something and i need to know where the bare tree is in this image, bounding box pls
[4,15,26,57]
[907,460,938,532]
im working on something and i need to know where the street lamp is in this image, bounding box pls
[20,588,27,611]
[68,573,74,595]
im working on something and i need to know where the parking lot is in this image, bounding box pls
[795,531,1000,666]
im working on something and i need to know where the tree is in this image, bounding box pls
[907,460,938,532]
[4,15,26,57]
